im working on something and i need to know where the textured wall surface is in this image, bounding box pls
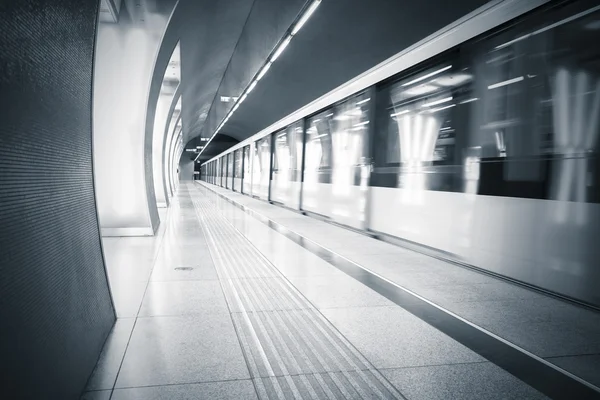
[0,1,115,399]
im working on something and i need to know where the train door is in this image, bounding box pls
[330,92,372,229]
[242,145,252,194]
[302,92,372,230]
[223,154,231,189]
[233,149,242,192]
[227,153,234,190]
[252,136,271,200]
[219,158,224,187]
[270,121,303,209]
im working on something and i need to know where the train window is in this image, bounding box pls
[331,92,371,188]
[243,145,251,183]
[254,136,271,199]
[271,121,304,204]
[272,121,303,180]
[464,0,600,201]
[373,55,470,192]
[371,0,600,202]
[252,143,261,187]
[234,149,242,177]
[305,109,334,183]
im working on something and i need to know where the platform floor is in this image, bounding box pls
[81,182,600,399]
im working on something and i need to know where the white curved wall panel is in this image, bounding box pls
[152,92,173,208]
[93,11,173,236]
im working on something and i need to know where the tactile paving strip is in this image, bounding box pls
[189,183,404,400]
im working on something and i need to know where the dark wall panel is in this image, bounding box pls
[0,1,115,399]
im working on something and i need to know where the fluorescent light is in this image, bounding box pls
[459,97,479,104]
[239,93,248,104]
[232,103,239,112]
[391,110,409,117]
[247,80,257,93]
[325,113,333,117]
[404,84,439,96]
[356,98,370,105]
[487,76,523,90]
[256,62,271,80]
[421,96,453,108]
[271,35,292,62]
[292,0,321,35]
[313,133,328,139]
[429,104,456,113]
[334,115,351,121]
[353,120,369,127]
[401,65,452,87]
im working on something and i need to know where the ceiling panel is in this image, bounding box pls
[198,0,490,159]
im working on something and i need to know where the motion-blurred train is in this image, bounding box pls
[202,0,600,308]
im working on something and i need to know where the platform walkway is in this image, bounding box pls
[79,181,598,399]
[196,181,600,396]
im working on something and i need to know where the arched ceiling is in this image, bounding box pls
[176,0,491,161]
[179,0,308,156]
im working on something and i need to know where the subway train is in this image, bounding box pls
[201,0,600,308]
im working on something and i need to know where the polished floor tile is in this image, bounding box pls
[413,281,546,304]
[206,183,600,381]
[138,280,229,317]
[109,280,147,318]
[111,380,257,400]
[80,390,112,400]
[321,306,484,369]
[91,182,595,399]
[268,253,347,278]
[115,314,250,388]
[150,258,218,281]
[86,318,136,390]
[287,275,396,309]
[381,362,548,400]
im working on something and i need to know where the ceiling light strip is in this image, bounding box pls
[199,0,323,156]
[271,36,292,62]
[292,0,321,35]
[401,65,452,87]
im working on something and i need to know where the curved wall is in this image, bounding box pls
[0,0,115,398]
[93,1,176,236]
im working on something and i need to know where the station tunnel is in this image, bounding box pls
[1,0,600,399]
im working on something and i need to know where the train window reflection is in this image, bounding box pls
[242,145,251,194]
[371,1,600,203]
[271,121,303,205]
[305,110,334,184]
[374,59,469,192]
[254,136,271,199]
